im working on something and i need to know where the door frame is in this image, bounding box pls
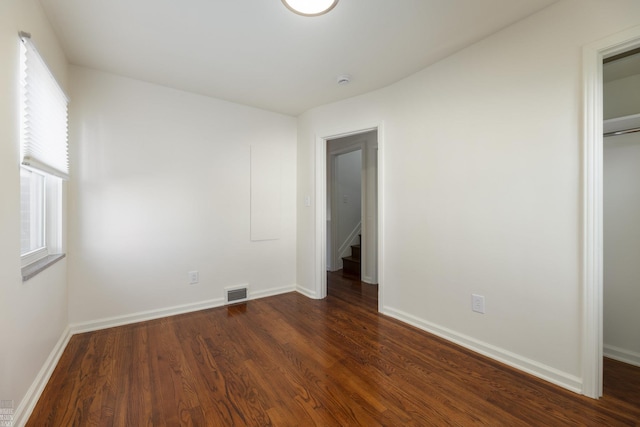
[314,123,384,311]
[582,24,640,399]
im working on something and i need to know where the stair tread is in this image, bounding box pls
[342,256,361,263]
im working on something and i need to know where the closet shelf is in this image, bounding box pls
[604,112,640,137]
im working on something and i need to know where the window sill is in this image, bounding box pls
[22,253,66,281]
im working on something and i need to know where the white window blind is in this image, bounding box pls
[20,32,69,179]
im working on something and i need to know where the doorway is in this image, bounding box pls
[326,131,378,285]
[583,27,640,399]
[602,49,640,403]
[312,124,383,310]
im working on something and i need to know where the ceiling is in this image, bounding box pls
[40,0,559,116]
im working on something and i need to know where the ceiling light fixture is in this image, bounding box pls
[281,0,339,17]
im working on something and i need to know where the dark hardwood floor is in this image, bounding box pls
[28,271,640,426]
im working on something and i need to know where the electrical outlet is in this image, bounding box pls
[189,270,199,285]
[472,294,485,314]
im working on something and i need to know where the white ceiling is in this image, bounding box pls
[40,0,559,116]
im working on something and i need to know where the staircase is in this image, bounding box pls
[341,235,361,279]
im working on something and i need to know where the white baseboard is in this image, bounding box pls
[70,297,226,334]
[70,284,299,334]
[382,306,582,394]
[70,285,298,334]
[296,285,317,299]
[13,326,72,427]
[361,275,376,285]
[251,284,296,300]
[604,344,640,368]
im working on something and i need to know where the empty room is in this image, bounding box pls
[1,0,640,425]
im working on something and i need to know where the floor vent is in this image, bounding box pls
[226,287,248,304]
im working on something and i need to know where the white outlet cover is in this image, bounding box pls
[189,270,199,284]
[472,294,485,314]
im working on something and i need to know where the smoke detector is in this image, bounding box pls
[337,74,351,85]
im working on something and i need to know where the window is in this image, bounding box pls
[19,32,68,277]
[20,168,45,256]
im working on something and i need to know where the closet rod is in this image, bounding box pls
[604,127,640,138]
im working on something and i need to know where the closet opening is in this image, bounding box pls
[601,48,640,405]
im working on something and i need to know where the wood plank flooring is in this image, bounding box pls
[28,271,640,426]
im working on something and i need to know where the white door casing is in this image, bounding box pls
[314,123,384,311]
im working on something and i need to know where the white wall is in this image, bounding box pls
[68,67,297,324]
[296,0,640,393]
[0,0,69,422]
[603,131,640,366]
[604,73,640,119]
